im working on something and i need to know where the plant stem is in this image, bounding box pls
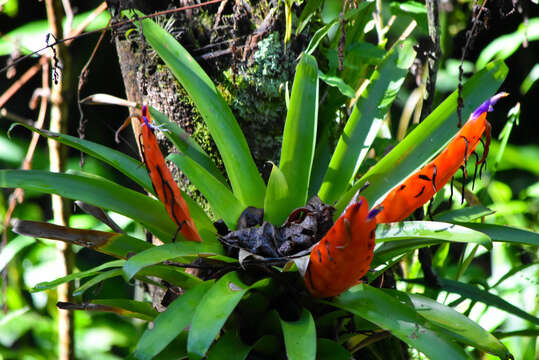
[44,0,74,359]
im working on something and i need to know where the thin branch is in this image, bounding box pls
[0,0,225,74]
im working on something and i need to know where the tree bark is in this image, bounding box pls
[109,0,301,309]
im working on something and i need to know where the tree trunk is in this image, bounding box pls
[109,0,301,309]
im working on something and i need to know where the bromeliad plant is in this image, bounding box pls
[2,10,537,360]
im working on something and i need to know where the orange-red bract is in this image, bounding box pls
[139,105,202,242]
[304,196,377,298]
[375,92,508,224]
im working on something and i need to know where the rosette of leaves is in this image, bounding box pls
[2,8,537,360]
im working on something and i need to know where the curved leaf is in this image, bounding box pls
[330,284,470,360]
[318,40,415,204]
[123,241,223,280]
[316,339,351,360]
[11,122,152,191]
[168,152,243,230]
[280,308,317,360]
[279,54,319,213]
[406,278,539,326]
[31,259,125,292]
[206,332,252,360]
[135,281,214,360]
[394,291,512,359]
[0,236,35,272]
[130,10,266,207]
[458,222,539,247]
[376,221,492,249]
[0,170,177,241]
[187,272,251,360]
[336,59,508,214]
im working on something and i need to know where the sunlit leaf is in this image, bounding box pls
[128,10,266,207]
[330,284,470,359]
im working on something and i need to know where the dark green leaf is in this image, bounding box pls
[280,308,317,360]
[316,339,351,360]
[458,223,539,246]
[206,332,252,360]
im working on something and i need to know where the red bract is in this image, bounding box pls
[140,105,202,242]
[304,196,377,298]
[376,92,508,223]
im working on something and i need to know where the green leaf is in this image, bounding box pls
[305,20,338,55]
[187,272,252,360]
[135,281,214,360]
[316,339,351,360]
[130,10,266,207]
[0,236,35,272]
[11,219,152,259]
[407,278,539,326]
[11,122,152,192]
[296,0,323,35]
[331,284,470,360]
[476,18,539,70]
[318,71,355,98]
[31,260,125,292]
[123,241,223,280]
[376,221,492,250]
[280,309,317,360]
[318,40,416,204]
[457,223,539,247]
[10,123,214,236]
[89,299,158,321]
[206,332,252,360]
[521,63,539,94]
[395,292,512,359]
[168,153,244,230]
[138,264,202,289]
[279,54,319,214]
[433,206,495,223]
[73,268,123,296]
[390,1,428,33]
[0,170,178,241]
[336,59,508,214]
[264,163,290,226]
[148,106,227,185]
